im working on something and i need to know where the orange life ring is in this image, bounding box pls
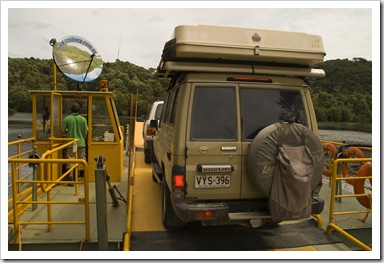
[344,146,366,159]
[341,147,366,185]
[353,162,372,209]
[322,143,338,177]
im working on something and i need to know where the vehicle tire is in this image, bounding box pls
[152,173,157,182]
[152,172,161,183]
[162,179,183,229]
[144,150,151,164]
[246,122,325,197]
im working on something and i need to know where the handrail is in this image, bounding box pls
[123,118,137,251]
[9,158,90,244]
[325,157,372,251]
[8,138,36,194]
[123,145,136,251]
[8,137,90,246]
[8,137,35,146]
[38,137,78,193]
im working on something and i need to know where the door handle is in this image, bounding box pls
[221,146,237,152]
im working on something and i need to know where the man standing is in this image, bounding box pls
[62,102,88,185]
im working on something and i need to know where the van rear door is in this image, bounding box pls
[185,85,242,199]
[239,84,311,198]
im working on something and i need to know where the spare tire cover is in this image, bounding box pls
[246,122,325,197]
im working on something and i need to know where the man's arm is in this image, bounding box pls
[82,117,88,140]
[62,119,67,137]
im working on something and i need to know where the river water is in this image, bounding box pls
[7,113,373,145]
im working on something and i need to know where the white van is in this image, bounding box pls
[142,100,163,163]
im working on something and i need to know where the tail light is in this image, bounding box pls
[146,126,156,136]
[173,175,184,192]
[172,165,186,199]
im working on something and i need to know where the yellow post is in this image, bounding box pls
[135,87,138,121]
[11,163,20,243]
[53,62,57,91]
[82,160,90,241]
[47,187,53,232]
[126,93,134,220]
[127,94,134,190]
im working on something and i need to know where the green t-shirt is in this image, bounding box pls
[62,114,88,147]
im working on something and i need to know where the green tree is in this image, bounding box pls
[8,85,31,113]
[8,57,370,123]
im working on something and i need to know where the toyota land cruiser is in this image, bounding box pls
[151,25,326,228]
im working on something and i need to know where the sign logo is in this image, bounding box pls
[199,146,208,154]
[252,33,261,43]
[57,35,98,55]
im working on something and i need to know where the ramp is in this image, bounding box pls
[130,218,342,251]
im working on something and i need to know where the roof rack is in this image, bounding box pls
[156,60,325,78]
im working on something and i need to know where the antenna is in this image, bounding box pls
[117,35,121,61]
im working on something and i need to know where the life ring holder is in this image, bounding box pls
[341,146,366,185]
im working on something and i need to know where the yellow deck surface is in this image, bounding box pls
[131,122,165,232]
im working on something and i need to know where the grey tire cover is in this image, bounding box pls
[246,122,325,197]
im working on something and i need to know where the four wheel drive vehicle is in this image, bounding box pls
[151,25,326,229]
[142,100,163,163]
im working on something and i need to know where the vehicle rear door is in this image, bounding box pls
[185,84,242,200]
[239,84,310,198]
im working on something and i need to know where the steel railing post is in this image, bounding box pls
[94,155,108,251]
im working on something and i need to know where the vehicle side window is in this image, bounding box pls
[191,86,237,141]
[170,89,180,125]
[160,93,171,124]
[161,88,179,125]
[241,88,307,140]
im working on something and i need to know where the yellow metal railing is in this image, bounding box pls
[123,93,138,251]
[8,138,36,196]
[8,138,90,246]
[325,157,372,251]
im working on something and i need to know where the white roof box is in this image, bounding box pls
[160,25,326,67]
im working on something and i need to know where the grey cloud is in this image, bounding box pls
[5,7,375,69]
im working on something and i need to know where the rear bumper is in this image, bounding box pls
[171,197,270,223]
[171,196,324,223]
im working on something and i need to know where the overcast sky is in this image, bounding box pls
[1,2,381,260]
[2,1,379,69]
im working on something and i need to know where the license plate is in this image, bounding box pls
[194,175,230,188]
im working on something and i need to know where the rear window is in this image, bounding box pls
[241,88,307,140]
[190,86,237,141]
[154,104,163,120]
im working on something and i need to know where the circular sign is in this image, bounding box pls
[52,35,103,83]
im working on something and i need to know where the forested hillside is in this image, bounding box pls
[307,58,371,123]
[8,57,371,123]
